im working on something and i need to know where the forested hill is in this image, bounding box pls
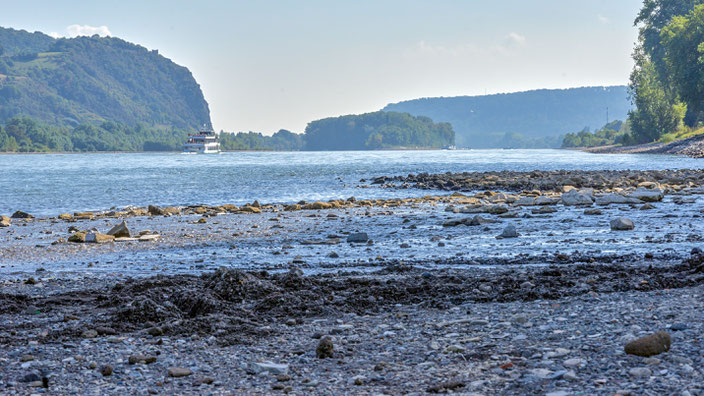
[304,111,454,150]
[0,26,210,129]
[382,86,631,148]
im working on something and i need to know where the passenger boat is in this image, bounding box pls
[182,125,220,154]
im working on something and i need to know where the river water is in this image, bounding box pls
[1,150,702,216]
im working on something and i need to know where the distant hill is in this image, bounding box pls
[382,86,631,148]
[0,26,210,129]
[304,111,454,150]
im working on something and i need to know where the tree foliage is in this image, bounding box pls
[219,129,304,151]
[561,120,628,148]
[0,117,189,152]
[304,111,454,150]
[627,0,704,143]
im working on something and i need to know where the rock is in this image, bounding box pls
[284,204,301,211]
[443,344,466,353]
[561,189,593,205]
[0,215,10,227]
[596,193,642,205]
[20,354,34,362]
[498,224,518,238]
[249,361,289,375]
[82,329,98,338]
[460,204,508,214]
[128,354,157,364]
[148,205,164,215]
[99,365,113,376]
[147,326,164,336]
[629,367,652,378]
[138,234,160,242]
[352,375,366,385]
[11,211,33,219]
[239,205,262,213]
[531,206,557,214]
[58,213,72,220]
[563,358,585,368]
[68,231,87,243]
[107,221,130,238]
[347,232,369,243]
[584,208,602,215]
[316,336,334,358]
[624,331,671,357]
[513,197,536,206]
[303,201,333,210]
[196,218,207,224]
[629,187,664,202]
[85,232,115,243]
[168,367,192,377]
[640,203,656,210]
[327,251,339,258]
[163,206,181,215]
[610,218,635,231]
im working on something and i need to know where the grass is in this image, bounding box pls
[659,126,704,144]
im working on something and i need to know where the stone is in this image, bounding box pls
[629,367,652,378]
[147,326,164,336]
[443,344,466,353]
[498,224,518,238]
[85,232,115,243]
[20,354,34,362]
[0,215,10,227]
[628,187,664,202]
[168,367,192,377]
[239,205,262,213]
[561,189,593,205]
[596,193,642,205]
[624,331,671,357]
[82,329,98,338]
[99,365,113,376]
[303,201,333,210]
[138,234,160,242]
[68,231,87,243]
[128,354,157,364]
[11,211,33,219]
[347,232,369,243]
[284,204,301,211]
[640,203,656,210]
[563,358,585,368]
[316,336,334,358]
[610,218,634,231]
[584,208,602,215]
[148,205,164,215]
[58,213,72,220]
[249,361,289,375]
[107,221,130,238]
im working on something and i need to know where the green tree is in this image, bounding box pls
[628,50,686,143]
[661,4,704,125]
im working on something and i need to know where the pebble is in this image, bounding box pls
[168,367,192,377]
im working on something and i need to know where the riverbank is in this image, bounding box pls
[2,169,704,394]
[581,134,704,158]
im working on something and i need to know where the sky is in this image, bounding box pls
[0,0,642,134]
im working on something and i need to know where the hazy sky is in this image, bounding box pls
[1,0,642,133]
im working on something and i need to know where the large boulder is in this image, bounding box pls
[596,194,642,205]
[628,187,664,202]
[625,331,671,357]
[561,189,594,206]
[85,232,115,243]
[498,224,519,238]
[11,211,33,219]
[107,221,131,238]
[610,218,635,231]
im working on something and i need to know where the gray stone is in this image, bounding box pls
[107,221,130,238]
[347,232,369,243]
[629,367,652,378]
[249,361,289,375]
[498,224,518,238]
[610,218,634,231]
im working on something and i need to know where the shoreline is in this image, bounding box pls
[579,134,704,158]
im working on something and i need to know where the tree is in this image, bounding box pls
[661,4,704,125]
[628,48,686,143]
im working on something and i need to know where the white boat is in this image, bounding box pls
[182,125,220,154]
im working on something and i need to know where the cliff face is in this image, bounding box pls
[0,27,211,129]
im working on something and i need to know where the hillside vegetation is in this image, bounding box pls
[0,26,210,130]
[304,111,454,150]
[383,86,630,148]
